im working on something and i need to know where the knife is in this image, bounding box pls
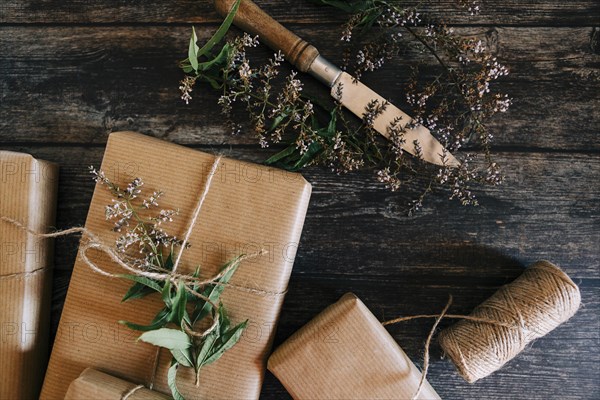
[214,0,459,167]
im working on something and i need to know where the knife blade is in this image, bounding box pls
[215,0,459,167]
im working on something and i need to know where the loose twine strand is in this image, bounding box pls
[172,155,221,274]
[381,296,512,399]
[382,260,580,399]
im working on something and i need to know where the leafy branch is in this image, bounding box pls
[90,167,247,400]
[178,0,510,213]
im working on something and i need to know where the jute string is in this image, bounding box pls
[438,260,580,383]
[382,260,580,399]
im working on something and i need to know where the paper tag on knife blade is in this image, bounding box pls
[332,72,459,167]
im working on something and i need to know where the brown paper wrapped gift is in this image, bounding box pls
[268,293,441,400]
[0,151,58,400]
[41,131,312,399]
[65,368,170,399]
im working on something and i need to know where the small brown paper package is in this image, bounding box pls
[268,293,441,400]
[40,131,312,399]
[0,152,58,400]
[65,368,170,399]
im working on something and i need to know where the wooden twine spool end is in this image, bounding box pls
[438,260,581,383]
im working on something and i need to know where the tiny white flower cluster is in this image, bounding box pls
[125,177,143,198]
[143,191,163,208]
[239,61,252,80]
[285,71,303,100]
[105,200,134,232]
[90,168,186,259]
[380,7,421,27]
[377,168,402,191]
[241,33,259,48]
[494,94,512,113]
[179,75,196,105]
[356,50,386,72]
[89,166,110,185]
[487,58,510,80]
[154,209,178,225]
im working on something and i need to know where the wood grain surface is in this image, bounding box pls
[1,1,598,399]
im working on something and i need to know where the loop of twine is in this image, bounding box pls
[383,260,581,399]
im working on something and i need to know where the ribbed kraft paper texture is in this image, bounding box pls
[268,293,441,400]
[41,131,312,399]
[0,151,58,400]
[65,368,170,399]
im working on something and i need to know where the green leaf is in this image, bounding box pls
[188,26,199,72]
[188,266,202,294]
[326,108,338,138]
[162,279,173,307]
[191,257,243,324]
[196,0,241,59]
[264,143,298,166]
[195,329,219,370]
[201,75,222,90]
[167,360,186,400]
[203,320,248,365]
[170,348,194,368]
[170,280,189,325]
[118,274,163,302]
[218,305,230,335]
[164,251,175,271]
[268,109,291,132]
[121,282,155,302]
[119,307,170,332]
[138,328,192,350]
[197,43,233,72]
[291,141,324,171]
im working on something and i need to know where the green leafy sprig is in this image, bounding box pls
[178,0,510,214]
[90,167,247,400]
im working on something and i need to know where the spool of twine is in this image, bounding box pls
[438,260,581,383]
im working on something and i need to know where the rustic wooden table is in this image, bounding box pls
[1,1,599,399]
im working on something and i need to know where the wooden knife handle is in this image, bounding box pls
[214,0,320,72]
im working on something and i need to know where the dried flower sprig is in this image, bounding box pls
[90,167,247,400]
[179,0,511,214]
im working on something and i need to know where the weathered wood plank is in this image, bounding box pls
[1,145,597,278]
[1,26,598,150]
[0,0,598,26]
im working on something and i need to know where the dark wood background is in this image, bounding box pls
[1,0,599,398]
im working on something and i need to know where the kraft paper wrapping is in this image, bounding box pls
[65,368,170,400]
[268,293,441,400]
[0,152,58,400]
[41,131,312,399]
